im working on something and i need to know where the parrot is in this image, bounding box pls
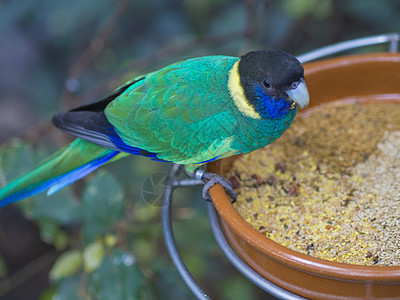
[0,49,309,207]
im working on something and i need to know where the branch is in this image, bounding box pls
[0,250,59,298]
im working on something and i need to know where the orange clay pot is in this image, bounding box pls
[208,53,400,300]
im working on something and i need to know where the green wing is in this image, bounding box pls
[105,56,241,169]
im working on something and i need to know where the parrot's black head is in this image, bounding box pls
[229,49,309,120]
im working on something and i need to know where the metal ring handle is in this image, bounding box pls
[297,32,399,63]
[161,164,211,300]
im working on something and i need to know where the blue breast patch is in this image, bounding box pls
[254,84,291,119]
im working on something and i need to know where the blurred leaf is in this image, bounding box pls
[104,233,118,248]
[151,262,193,300]
[132,238,156,264]
[37,219,69,250]
[88,249,146,300]
[53,275,86,300]
[83,171,125,242]
[50,250,83,280]
[83,240,105,273]
[39,287,55,300]
[220,275,256,300]
[19,188,83,225]
[175,211,215,253]
[0,139,35,182]
[132,202,160,223]
[182,252,208,278]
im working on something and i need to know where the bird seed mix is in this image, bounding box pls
[229,100,400,266]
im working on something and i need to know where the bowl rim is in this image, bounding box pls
[209,52,400,282]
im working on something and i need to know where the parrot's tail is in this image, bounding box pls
[0,138,123,207]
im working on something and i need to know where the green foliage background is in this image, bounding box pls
[0,0,399,299]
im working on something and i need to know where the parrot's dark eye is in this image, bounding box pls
[290,81,299,89]
[262,80,271,89]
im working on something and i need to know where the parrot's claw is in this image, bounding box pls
[198,171,237,202]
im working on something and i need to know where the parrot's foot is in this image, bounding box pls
[194,169,237,202]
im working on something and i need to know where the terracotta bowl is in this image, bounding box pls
[208,53,400,300]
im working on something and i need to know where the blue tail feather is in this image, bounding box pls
[0,150,119,208]
[47,151,119,195]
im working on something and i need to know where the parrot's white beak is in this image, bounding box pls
[286,80,310,109]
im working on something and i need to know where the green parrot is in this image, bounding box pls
[0,49,309,207]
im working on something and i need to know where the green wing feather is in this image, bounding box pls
[105,56,241,170]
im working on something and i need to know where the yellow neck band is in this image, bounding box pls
[227,60,261,119]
